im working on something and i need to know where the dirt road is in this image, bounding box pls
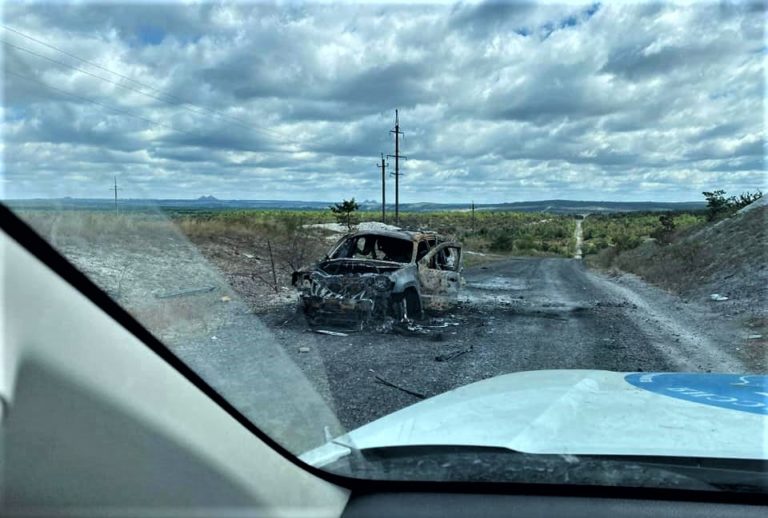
[574,218,584,259]
[40,219,761,454]
[61,233,756,452]
[256,257,749,434]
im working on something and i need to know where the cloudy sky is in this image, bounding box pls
[2,0,765,203]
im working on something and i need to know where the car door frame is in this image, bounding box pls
[416,241,463,309]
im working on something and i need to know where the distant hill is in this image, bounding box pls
[5,197,706,214]
[399,199,706,214]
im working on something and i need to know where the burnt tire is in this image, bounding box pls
[392,289,423,321]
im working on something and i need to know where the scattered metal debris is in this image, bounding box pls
[314,329,349,337]
[435,345,473,362]
[392,317,462,336]
[156,286,217,299]
[277,316,297,327]
[369,369,426,399]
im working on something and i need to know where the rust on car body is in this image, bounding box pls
[292,229,463,330]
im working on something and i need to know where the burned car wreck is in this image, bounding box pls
[292,230,463,330]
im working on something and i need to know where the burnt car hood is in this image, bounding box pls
[316,258,407,275]
[301,370,768,467]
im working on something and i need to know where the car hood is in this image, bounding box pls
[302,370,768,467]
[317,258,408,275]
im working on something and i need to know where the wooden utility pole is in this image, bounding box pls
[112,176,120,213]
[378,153,387,223]
[387,109,406,225]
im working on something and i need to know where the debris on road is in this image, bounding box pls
[435,345,473,362]
[370,369,426,399]
[710,293,729,301]
[314,329,349,337]
[392,317,462,336]
[298,346,311,353]
[747,334,763,340]
[156,285,217,299]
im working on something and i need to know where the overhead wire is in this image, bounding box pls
[2,24,294,142]
[5,69,199,137]
[0,26,298,145]
[2,24,181,98]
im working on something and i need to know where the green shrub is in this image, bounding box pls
[650,213,676,245]
[703,189,763,221]
[614,233,643,252]
[489,233,514,252]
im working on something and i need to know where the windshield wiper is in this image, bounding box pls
[326,444,767,493]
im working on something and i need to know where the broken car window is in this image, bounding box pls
[441,247,459,271]
[330,234,413,263]
[416,241,430,261]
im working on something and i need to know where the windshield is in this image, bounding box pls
[329,234,414,263]
[2,0,766,495]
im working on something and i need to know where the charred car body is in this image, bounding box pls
[292,230,463,330]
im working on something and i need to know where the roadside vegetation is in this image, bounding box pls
[582,211,705,268]
[583,190,763,273]
[18,207,579,289]
[397,211,576,260]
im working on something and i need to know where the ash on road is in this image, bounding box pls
[261,257,749,432]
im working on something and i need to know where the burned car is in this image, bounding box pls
[292,230,463,330]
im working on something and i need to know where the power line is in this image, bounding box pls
[2,24,175,98]
[3,41,202,116]
[7,70,315,161]
[1,34,291,143]
[6,69,200,137]
[1,25,290,141]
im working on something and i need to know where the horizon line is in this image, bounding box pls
[1,196,707,204]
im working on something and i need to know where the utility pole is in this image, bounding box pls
[387,109,406,226]
[111,176,121,214]
[378,153,387,223]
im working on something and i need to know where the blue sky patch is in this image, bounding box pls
[137,25,165,46]
[625,373,768,416]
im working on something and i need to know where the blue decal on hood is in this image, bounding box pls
[625,373,768,415]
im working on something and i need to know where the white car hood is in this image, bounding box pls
[302,370,768,467]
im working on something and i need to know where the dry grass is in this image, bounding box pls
[615,206,765,293]
[18,210,184,249]
[130,297,216,338]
